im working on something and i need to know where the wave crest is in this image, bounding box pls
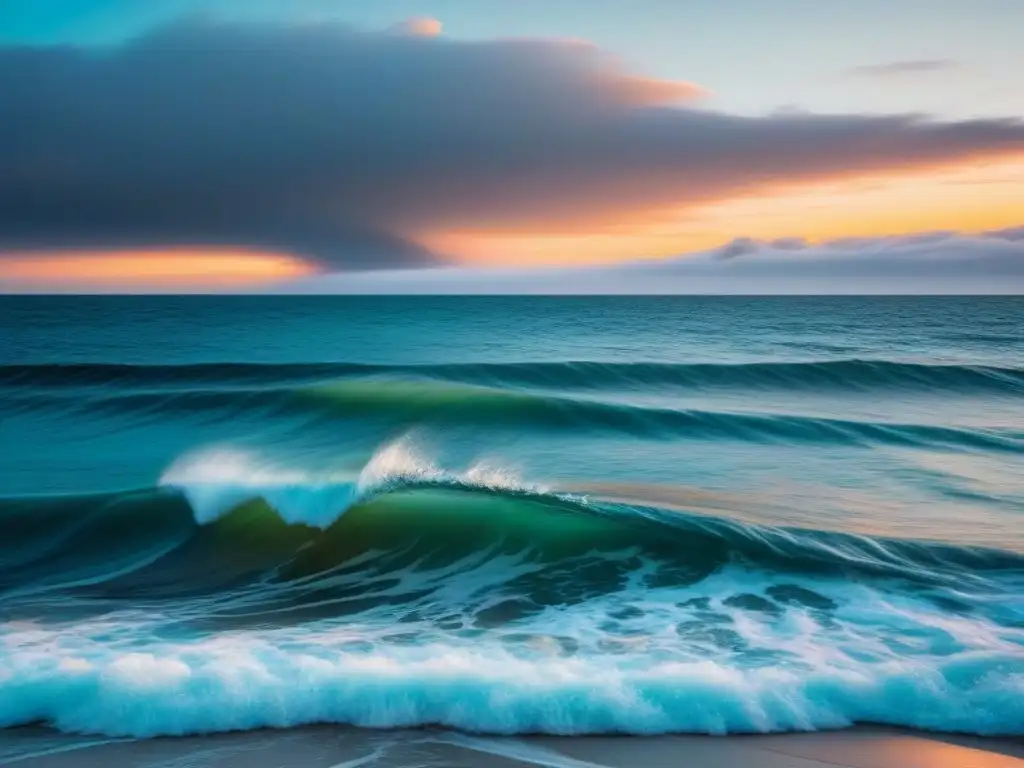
[160,440,543,527]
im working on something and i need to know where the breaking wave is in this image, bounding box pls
[1,443,1022,738]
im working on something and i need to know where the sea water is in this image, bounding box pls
[1,296,1022,737]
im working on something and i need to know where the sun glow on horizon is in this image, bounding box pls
[0,249,315,291]
[3,157,1023,290]
[421,157,1024,267]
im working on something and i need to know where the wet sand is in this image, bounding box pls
[2,726,1022,768]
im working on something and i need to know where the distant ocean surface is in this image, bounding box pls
[1,296,1022,738]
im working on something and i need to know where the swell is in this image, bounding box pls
[9,378,1023,453]
[2,477,1022,606]
[297,381,1024,452]
[3,357,1023,395]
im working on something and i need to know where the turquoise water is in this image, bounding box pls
[1,296,1022,736]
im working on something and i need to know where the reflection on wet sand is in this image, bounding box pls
[3,725,1023,768]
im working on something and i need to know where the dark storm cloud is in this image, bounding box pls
[1,23,1022,269]
[847,59,961,78]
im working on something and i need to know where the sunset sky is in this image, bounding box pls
[2,0,1023,292]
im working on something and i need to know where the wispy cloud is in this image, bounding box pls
[847,59,961,78]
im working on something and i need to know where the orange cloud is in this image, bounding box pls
[0,249,314,291]
[389,17,443,37]
[606,75,708,106]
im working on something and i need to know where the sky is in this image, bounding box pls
[1,0,1023,293]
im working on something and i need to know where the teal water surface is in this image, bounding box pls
[1,296,1022,737]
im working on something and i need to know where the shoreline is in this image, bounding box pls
[3,725,1022,768]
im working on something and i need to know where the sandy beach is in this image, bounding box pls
[3,725,1022,768]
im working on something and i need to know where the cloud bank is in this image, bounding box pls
[1,22,1023,271]
[281,228,1024,294]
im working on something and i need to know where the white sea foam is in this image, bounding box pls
[1,618,1022,737]
[159,439,541,527]
[2,559,1022,738]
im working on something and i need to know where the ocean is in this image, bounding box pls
[1,295,1022,740]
